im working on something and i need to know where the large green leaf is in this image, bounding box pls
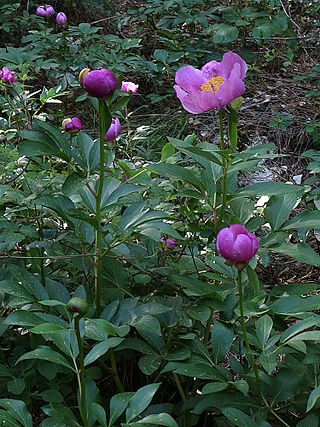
[212,24,239,44]
[108,392,133,427]
[240,182,304,197]
[264,193,298,230]
[150,163,204,192]
[126,383,161,423]
[136,413,179,426]
[271,242,320,266]
[211,322,234,363]
[16,346,74,371]
[255,315,273,351]
[0,399,32,427]
[221,407,258,427]
[84,337,124,366]
[270,295,320,315]
[281,211,320,230]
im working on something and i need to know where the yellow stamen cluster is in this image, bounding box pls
[201,76,224,93]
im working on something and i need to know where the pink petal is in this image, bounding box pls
[217,228,236,261]
[175,66,206,92]
[233,234,253,262]
[201,60,222,79]
[221,51,247,80]
[215,75,245,108]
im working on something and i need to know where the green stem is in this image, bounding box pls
[125,104,132,161]
[203,309,213,345]
[228,108,238,152]
[237,270,263,402]
[74,316,89,427]
[94,99,107,316]
[218,109,228,226]
[109,349,124,392]
[218,109,225,151]
[173,372,186,401]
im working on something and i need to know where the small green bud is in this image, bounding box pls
[67,297,89,316]
[229,96,243,111]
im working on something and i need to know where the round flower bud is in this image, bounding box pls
[105,118,121,142]
[82,68,118,98]
[67,297,89,316]
[121,81,139,95]
[62,117,83,132]
[56,12,67,26]
[36,4,55,17]
[217,224,258,267]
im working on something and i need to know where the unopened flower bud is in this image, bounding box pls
[121,81,139,95]
[81,68,118,98]
[67,297,89,316]
[62,117,82,132]
[216,224,259,268]
[105,118,121,143]
[0,133,7,143]
[56,12,67,26]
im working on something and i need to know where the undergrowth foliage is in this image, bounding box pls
[0,1,320,426]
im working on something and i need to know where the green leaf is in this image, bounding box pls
[7,378,25,395]
[108,392,133,427]
[202,382,228,394]
[255,315,273,351]
[136,413,178,426]
[211,322,234,363]
[270,295,320,315]
[4,311,44,327]
[0,399,32,427]
[282,211,320,230]
[16,346,74,371]
[126,383,161,423]
[8,265,48,300]
[30,323,66,334]
[271,243,320,267]
[296,414,319,427]
[84,338,124,366]
[221,407,258,427]
[187,305,211,322]
[92,403,107,426]
[264,193,298,230]
[161,143,175,161]
[281,317,320,343]
[138,353,161,375]
[307,386,320,412]
[212,24,239,44]
[150,163,204,192]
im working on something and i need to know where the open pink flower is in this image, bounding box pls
[174,52,247,114]
[121,81,139,95]
[0,67,17,84]
[216,224,258,264]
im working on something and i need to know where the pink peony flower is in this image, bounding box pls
[174,51,247,113]
[121,81,139,95]
[105,118,121,142]
[0,67,17,84]
[216,224,259,265]
[62,117,83,132]
[81,68,118,98]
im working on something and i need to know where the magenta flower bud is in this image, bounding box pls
[82,68,118,98]
[105,118,121,142]
[36,4,55,17]
[216,224,259,266]
[0,133,7,144]
[0,67,17,84]
[160,237,178,249]
[62,117,83,132]
[56,12,67,26]
[121,81,139,95]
